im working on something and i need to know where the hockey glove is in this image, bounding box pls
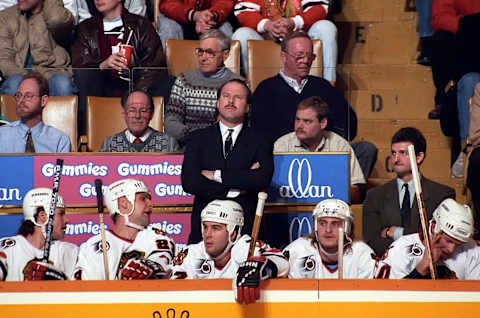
[235,256,277,305]
[24,260,67,280]
[120,258,167,280]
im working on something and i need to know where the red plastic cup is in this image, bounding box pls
[119,44,133,66]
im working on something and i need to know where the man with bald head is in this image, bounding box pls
[100,89,180,152]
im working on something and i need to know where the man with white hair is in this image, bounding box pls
[283,199,376,279]
[74,178,175,280]
[171,199,289,304]
[0,188,77,281]
[375,198,480,279]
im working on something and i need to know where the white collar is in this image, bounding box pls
[125,128,152,143]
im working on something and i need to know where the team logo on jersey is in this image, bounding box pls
[407,243,423,257]
[174,249,189,265]
[199,260,211,274]
[0,238,16,249]
[301,255,316,271]
[93,241,110,254]
[283,250,290,260]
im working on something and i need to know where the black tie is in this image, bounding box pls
[401,184,411,228]
[224,129,233,158]
[25,129,35,153]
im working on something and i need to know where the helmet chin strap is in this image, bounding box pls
[315,232,353,259]
[210,231,238,263]
[123,214,146,231]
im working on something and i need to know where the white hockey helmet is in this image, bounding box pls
[104,178,150,217]
[312,198,353,235]
[201,200,244,241]
[23,188,65,226]
[430,198,474,243]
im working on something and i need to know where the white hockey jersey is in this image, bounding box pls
[74,227,175,280]
[171,235,288,279]
[0,235,78,281]
[374,233,480,279]
[283,237,376,279]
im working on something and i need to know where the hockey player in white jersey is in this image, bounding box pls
[283,199,376,279]
[0,188,78,281]
[171,200,289,304]
[375,198,480,279]
[74,178,175,280]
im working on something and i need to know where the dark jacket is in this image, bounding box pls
[72,9,164,90]
[362,176,455,257]
[181,123,274,244]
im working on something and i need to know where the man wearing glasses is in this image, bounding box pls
[164,29,244,147]
[251,32,377,182]
[100,89,179,152]
[0,73,71,153]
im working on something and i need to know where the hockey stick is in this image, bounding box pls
[42,159,64,263]
[95,179,110,280]
[408,144,437,279]
[248,192,268,257]
[337,227,344,279]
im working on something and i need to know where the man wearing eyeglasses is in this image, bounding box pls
[100,89,179,152]
[165,29,244,147]
[0,73,71,153]
[251,32,377,183]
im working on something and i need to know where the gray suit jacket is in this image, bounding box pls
[362,176,455,256]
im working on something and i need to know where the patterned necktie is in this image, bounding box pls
[401,183,411,227]
[224,129,233,159]
[25,129,35,153]
[133,137,142,144]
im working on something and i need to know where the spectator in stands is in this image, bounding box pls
[232,0,337,82]
[415,0,434,66]
[427,0,480,119]
[164,29,244,147]
[0,0,90,24]
[466,82,480,240]
[0,73,71,153]
[0,0,76,97]
[100,89,180,152]
[72,0,164,135]
[274,96,366,203]
[157,0,234,48]
[251,31,376,181]
[363,127,455,257]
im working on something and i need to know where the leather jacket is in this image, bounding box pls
[72,9,164,90]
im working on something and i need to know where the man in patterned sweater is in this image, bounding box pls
[100,90,180,152]
[164,29,244,147]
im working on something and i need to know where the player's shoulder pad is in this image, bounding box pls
[173,249,189,265]
[0,237,17,249]
[148,226,170,237]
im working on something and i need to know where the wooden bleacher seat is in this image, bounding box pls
[81,96,164,152]
[0,94,78,150]
[247,39,323,91]
[165,39,241,77]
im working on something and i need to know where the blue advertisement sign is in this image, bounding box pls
[268,153,349,203]
[0,156,33,205]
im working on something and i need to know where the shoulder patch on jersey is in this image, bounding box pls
[197,259,211,274]
[173,249,188,265]
[407,243,423,257]
[0,238,16,249]
[152,227,167,236]
[283,250,290,260]
[93,240,110,254]
[301,255,316,271]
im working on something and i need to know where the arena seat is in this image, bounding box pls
[80,96,164,152]
[0,94,78,150]
[165,39,241,77]
[247,39,323,91]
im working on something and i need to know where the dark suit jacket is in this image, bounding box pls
[181,123,274,244]
[362,176,455,256]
